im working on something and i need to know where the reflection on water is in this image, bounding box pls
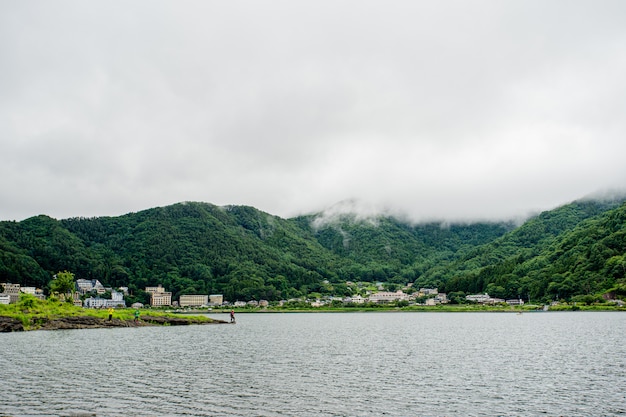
[1,312,625,416]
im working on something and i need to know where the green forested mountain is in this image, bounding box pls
[417,199,626,301]
[0,198,624,304]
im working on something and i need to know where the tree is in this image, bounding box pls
[50,271,75,297]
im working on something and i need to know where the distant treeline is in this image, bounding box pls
[1,198,625,304]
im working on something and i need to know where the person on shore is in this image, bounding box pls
[108,307,114,321]
[134,309,140,322]
[230,310,235,323]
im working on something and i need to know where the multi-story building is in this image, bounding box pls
[145,284,165,294]
[76,279,93,294]
[0,294,10,304]
[145,285,172,307]
[466,293,491,303]
[20,287,46,300]
[179,294,208,307]
[84,291,126,308]
[76,279,106,295]
[343,295,366,304]
[368,290,408,303]
[0,283,21,304]
[151,292,172,307]
[419,288,439,296]
[209,294,224,305]
[20,287,36,295]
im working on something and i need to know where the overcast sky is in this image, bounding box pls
[1,1,625,223]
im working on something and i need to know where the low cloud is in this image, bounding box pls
[1,1,625,222]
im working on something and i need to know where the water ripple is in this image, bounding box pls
[1,312,625,416]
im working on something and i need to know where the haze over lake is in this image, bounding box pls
[2,312,625,416]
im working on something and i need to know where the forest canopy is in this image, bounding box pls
[1,199,625,304]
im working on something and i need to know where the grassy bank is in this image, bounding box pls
[0,294,220,331]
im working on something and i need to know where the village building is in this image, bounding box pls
[179,294,208,307]
[75,279,106,295]
[419,288,439,296]
[0,283,21,304]
[145,285,172,307]
[466,293,508,304]
[466,293,491,303]
[369,290,409,303]
[343,294,366,304]
[209,294,224,305]
[84,291,126,308]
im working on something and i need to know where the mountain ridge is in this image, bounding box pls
[1,197,624,304]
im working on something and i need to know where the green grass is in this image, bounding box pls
[0,294,217,330]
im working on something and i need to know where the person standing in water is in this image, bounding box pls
[230,310,235,323]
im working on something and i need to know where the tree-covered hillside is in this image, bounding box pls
[294,213,514,284]
[417,199,626,302]
[0,198,624,303]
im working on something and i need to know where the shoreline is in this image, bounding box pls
[178,304,626,314]
[3,304,623,333]
[0,314,229,333]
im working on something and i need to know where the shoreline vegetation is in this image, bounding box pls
[0,295,228,332]
[2,295,623,333]
[193,303,625,315]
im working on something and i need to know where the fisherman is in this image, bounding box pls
[108,307,114,321]
[230,310,235,323]
[134,309,140,322]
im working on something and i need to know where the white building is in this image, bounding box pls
[209,294,224,305]
[0,283,21,304]
[84,291,126,308]
[179,294,209,307]
[84,297,108,308]
[20,287,36,295]
[466,293,491,303]
[343,295,366,304]
[368,291,409,303]
[76,279,106,295]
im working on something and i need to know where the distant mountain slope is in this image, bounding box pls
[419,199,626,301]
[0,198,624,303]
[293,212,513,282]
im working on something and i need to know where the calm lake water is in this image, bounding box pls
[1,312,625,417]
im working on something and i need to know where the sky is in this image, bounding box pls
[1,0,625,223]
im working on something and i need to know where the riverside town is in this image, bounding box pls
[4,278,620,311]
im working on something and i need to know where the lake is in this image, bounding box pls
[1,311,625,416]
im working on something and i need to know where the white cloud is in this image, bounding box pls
[1,0,625,222]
